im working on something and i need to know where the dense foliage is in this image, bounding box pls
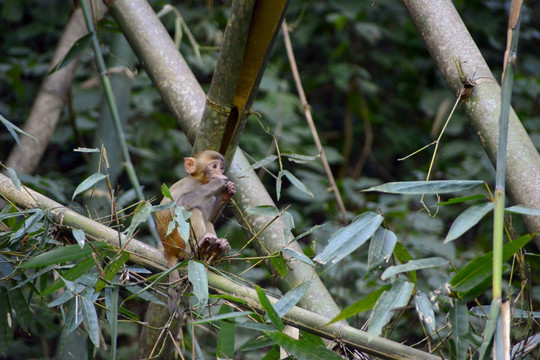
[1,0,539,359]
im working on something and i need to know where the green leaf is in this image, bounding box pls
[0,287,14,353]
[450,234,532,300]
[124,201,152,241]
[7,168,21,191]
[72,228,86,248]
[505,205,540,216]
[414,290,436,334]
[444,202,494,243]
[283,153,319,163]
[276,171,283,201]
[291,223,326,244]
[477,299,501,360]
[161,183,173,201]
[265,331,344,360]
[314,212,383,266]
[19,242,110,268]
[217,306,236,359]
[0,114,36,148]
[105,287,119,360]
[246,205,280,217]
[72,173,107,200]
[438,194,487,206]
[188,260,208,312]
[249,155,278,170]
[381,257,448,280]
[42,256,96,296]
[81,293,100,347]
[367,280,414,336]
[270,254,287,278]
[48,32,93,76]
[7,286,32,332]
[449,301,471,360]
[95,252,130,292]
[393,242,416,283]
[328,285,391,324]
[281,247,314,266]
[363,180,484,194]
[191,311,255,325]
[366,228,397,275]
[235,320,275,332]
[282,170,314,198]
[273,281,312,318]
[256,285,284,331]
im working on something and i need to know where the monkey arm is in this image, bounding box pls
[176,176,226,211]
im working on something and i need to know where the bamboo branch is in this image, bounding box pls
[0,173,441,360]
[281,21,348,224]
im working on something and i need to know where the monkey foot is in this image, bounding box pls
[199,233,230,259]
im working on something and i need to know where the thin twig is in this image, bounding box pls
[282,21,348,224]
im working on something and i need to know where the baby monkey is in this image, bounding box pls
[156,150,235,310]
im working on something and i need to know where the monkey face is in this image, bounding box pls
[204,159,226,183]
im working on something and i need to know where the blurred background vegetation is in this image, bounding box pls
[1,0,539,358]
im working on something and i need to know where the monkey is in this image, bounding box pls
[155,150,235,312]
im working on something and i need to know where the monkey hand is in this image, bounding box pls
[222,181,236,201]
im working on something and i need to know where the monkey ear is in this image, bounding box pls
[184,157,196,174]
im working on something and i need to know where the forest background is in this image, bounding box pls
[0,0,539,359]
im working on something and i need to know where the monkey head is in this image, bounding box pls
[185,150,227,184]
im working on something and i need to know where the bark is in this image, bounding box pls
[104,0,344,321]
[5,2,108,175]
[403,0,540,248]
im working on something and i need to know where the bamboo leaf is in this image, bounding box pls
[7,168,21,191]
[217,306,236,359]
[48,32,93,75]
[0,287,14,353]
[367,280,414,336]
[72,228,86,248]
[281,248,314,267]
[0,114,36,148]
[282,170,313,198]
[124,201,152,241]
[256,285,284,331]
[72,173,107,200]
[246,205,280,217]
[283,153,319,163]
[328,285,391,324]
[191,311,255,325]
[450,234,532,300]
[363,180,484,194]
[273,280,312,318]
[414,290,436,334]
[314,212,383,266]
[444,202,494,243]
[381,257,448,280]
[449,301,471,360]
[366,228,397,275]
[276,171,283,201]
[438,194,487,206]
[81,294,100,347]
[265,332,344,360]
[161,183,173,201]
[188,260,208,312]
[478,300,501,360]
[505,205,540,216]
[20,242,110,268]
[249,155,278,170]
[7,287,32,332]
